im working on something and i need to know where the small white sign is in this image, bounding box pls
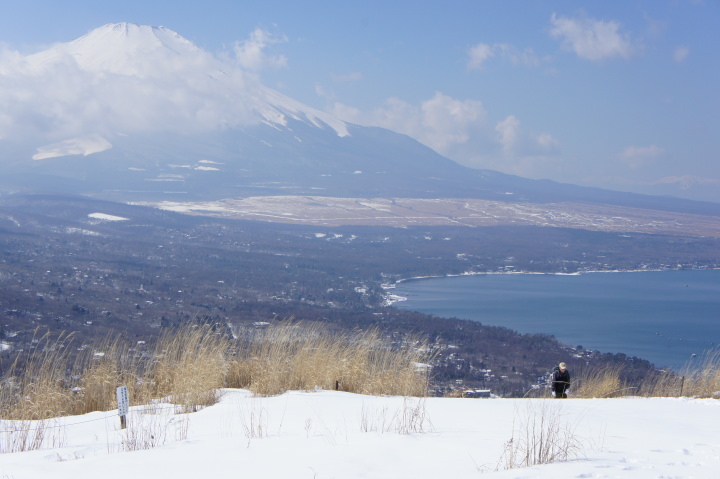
[116,385,129,417]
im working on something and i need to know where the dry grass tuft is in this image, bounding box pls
[499,401,583,470]
[637,369,685,397]
[573,365,630,398]
[0,331,75,452]
[0,331,75,420]
[0,320,430,429]
[115,406,189,452]
[442,388,465,398]
[228,322,430,397]
[639,348,720,398]
[153,325,230,412]
[71,334,155,415]
[679,348,720,398]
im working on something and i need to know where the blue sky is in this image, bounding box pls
[1,0,718,201]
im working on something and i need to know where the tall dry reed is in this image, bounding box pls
[70,334,155,415]
[573,364,631,398]
[228,322,430,397]
[0,331,75,420]
[639,348,720,398]
[0,331,75,452]
[152,325,230,412]
[680,348,720,397]
[0,320,430,428]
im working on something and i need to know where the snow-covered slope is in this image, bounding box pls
[26,23,204,75]
[0,390,718,478]
[15,22,347,143]
[31,134,112,160]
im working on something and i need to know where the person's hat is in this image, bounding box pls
[559,362,567,369]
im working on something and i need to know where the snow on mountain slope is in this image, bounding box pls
[32,134,112,160]
[26,23,203,76]
[5,22,347,143]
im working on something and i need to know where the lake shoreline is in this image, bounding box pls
[389,269,720,370]
[382,267,717,304]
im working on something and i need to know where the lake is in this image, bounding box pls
[391,269,720,370]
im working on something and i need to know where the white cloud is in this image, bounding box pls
[673,46,690,63]
[331,72,363,83]
[0,27,288,142]
[233,28,288,71]
[620,145,665,168]
[328,91,564,179]
[549,13,637,61]
[469,117,563,177]
[467,43,495,70]
[315,83,336,102]
[504,46,541,67]
[467,43,539,70]
[536,132,561,152]
[495,115,521,155]
[420,93,486,150]
[330,92,486,154]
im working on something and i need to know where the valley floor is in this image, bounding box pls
[1,390,718,478]
[144,196,720,237]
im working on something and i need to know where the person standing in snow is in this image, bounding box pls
[551,362,570,398]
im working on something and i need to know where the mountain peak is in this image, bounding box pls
[75,23,197,53]
[12,23,349,139]
[28,22,203,75]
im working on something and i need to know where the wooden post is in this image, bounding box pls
[116,385,129,429]
[679,376,685,397]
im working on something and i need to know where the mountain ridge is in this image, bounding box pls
[1,23,717,219]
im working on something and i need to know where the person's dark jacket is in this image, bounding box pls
[552,367,570,397]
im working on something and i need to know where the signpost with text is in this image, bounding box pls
[116,385,129,429]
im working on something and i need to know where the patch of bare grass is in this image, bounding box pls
[0,319,430,445]
[228,322,430,397]
[70,334,154,415]
[574,365,631,398]
[0,331,75,420]
[152,325,230,412]
[360,397,433,434]
[637,369,685,397]
[499,401,584,470]
[639,347,720,398]
[678,348,720,398]
[0,418,66,453]
[113,405,189,452]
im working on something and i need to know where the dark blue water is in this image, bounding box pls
[392,270,720,370]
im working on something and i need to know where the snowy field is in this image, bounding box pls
[141,196,720,237]
[1,389,718,478]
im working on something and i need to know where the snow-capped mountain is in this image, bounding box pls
[26,23,204,75]
[0,23,716,215]
[19,23,348,141]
